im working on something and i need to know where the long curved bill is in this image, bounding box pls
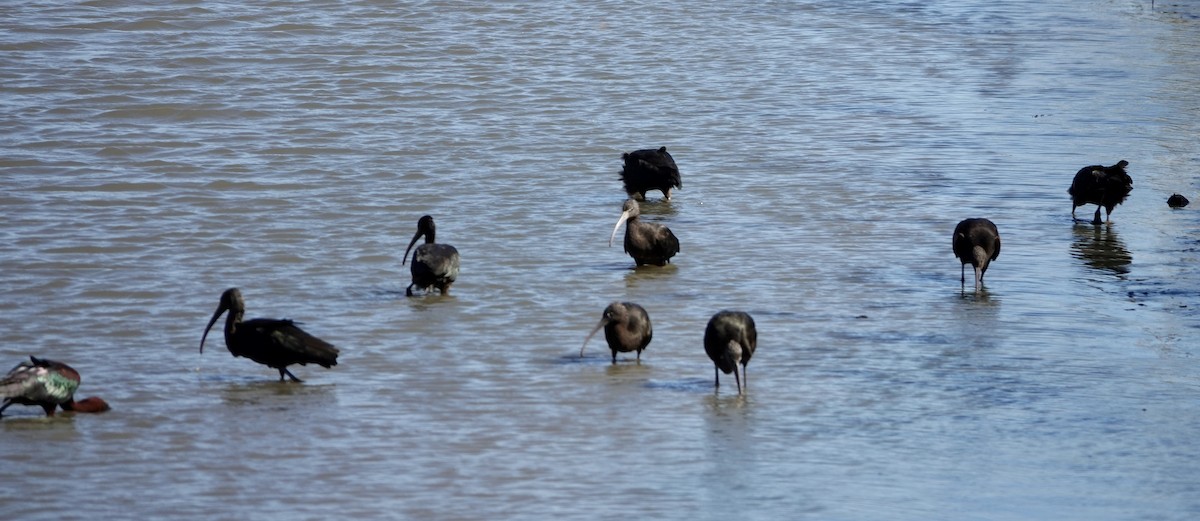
[402,231,424,265]
[608,211,631,247]
[580,317,609,357]
[199,306,226,354]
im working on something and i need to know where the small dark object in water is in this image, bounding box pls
[403,215,460,296]
[580,302,652,364]
[620,146,682,201]
[200,288,340,382]
[953,218,1001,292]
[1068,160,1133,224]
[704,310,757,394]
[609,199,679,266]
[1167,193,1189,208]
[0,356,110,417]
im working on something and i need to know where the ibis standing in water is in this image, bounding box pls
[0,356,110,417]
[403,215,460,296]
[580,302,653,364]
[704,311,757,394]
[1069,160,1133,224]
[620,146,682,201]
[952,218,1001,292]
[609,199,680,266]
[200,288,340,382]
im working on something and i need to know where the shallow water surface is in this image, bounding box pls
[2,1,1199,520]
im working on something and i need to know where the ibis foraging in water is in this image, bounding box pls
[620,146,682,201]
[952,218,1001,292]
[1068,160,1132,224]
[704,310,757,394]
[609,199,680,266]
[403,215,460,296]
[580,302,653,364]
[0,356,109,417]
[200,288,340,382]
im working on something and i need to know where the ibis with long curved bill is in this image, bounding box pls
[952,218,1001,292]
[403,215,460,296]
[199,288,340,382]
[704,310,757,394]
[609,199,679,267]
[580,302,653,364]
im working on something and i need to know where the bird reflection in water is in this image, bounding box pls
[1070,224,1132,276]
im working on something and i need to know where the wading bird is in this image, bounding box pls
[1069,160,1132,224]
[620,146,682,201]
[952,218,1001,292]
[403,215,460,296]
[609,199,679,266]
[704,311,757,394]
[580,302,653,364]
[1,356,109,417]
[200,288,340,382]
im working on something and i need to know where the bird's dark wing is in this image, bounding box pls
[0,360,40,399]
[0,358,77,404]
[629,149,680,185]
[414,244,460,282]
[740,314,758,362]
[655,225,681,258]
[631,308,653,350]
[1069,165,1104,197]
[627,148,676,170]
[243,318,340,368]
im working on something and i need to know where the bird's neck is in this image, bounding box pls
[726,341,743,366]
[224,309,244,340]
[63,397,110,413]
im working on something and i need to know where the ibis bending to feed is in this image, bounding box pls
[620,146,682,201]
[704,311,757,394]
[200,288,340,382]
[609,199,679,266]
[952,218,1001,291]
[403,215,460,296]
[580,302,653,364]
[0,356,109,417]
[1069,160,1132,224]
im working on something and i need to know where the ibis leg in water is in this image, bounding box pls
[580,302,653,364]
[952,218,1001,292]
[403,215,460,296]
[609,199,679,267]
[704,311,757,394]
[200,288,340,382]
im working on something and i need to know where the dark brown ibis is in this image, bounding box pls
[580,302,653,364]
[1167,193,1189,208]
[200,288,340,382]
[1069,160,1132,224]
[609,199,680,266]
[620,146,682,201]
[704,311,757,394]
[952,218,1001,292]
[0,356,109,418]
[402,215,460,296]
